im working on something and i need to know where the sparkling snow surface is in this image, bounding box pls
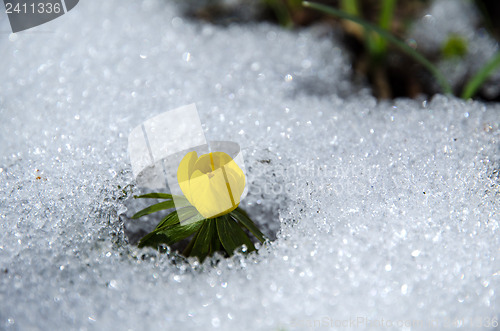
[0,1,499,330]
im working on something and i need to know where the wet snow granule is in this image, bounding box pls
[1,0,499,330]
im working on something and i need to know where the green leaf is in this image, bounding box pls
[182,230,199,256]
[131,200,176,219]
[134,193,173,200]
[154,207,195,230]
[154,209,180,230]
[210,220,222,255]
[133,193,190,203]
[216,215,255,256]
[159,219,204,246]
[177,210,206,228]
[230,208,266,243]
[139,218,204,248]
[137,208,205,248]
[190,219,216,261]
[188,214,207,226]
[132,197,192,220]
[137,232,169,249]
[302,1,453,95]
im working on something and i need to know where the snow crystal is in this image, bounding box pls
[0,0,498,330]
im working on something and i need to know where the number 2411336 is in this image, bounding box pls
[5,2,62,14]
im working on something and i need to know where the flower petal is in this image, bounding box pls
[223,160,246,204]
[193,153,214,174]
[189,168,235,218]
[177,151,198,203]
[211,151,233,169]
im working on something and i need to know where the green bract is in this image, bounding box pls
[132,193,266,261]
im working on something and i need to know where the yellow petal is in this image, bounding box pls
[193,153,214,173]
[222,159,246,204]
[177,151,247,218]
[188,169,235,218]
[211,152,233,169]
[177,151,198,203]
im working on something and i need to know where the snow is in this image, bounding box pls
[0,0,499,330]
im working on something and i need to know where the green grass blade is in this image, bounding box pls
[302,1,453,94]
[340,0,359,16]
[263,0,293,28]
[461,52,500,99]
[131,200,176,219]
[373,0,397,55]
[379,0,397,30]
[216,215,255,256]
[230,208,266,243]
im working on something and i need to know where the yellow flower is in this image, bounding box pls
[177,151,246,219]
